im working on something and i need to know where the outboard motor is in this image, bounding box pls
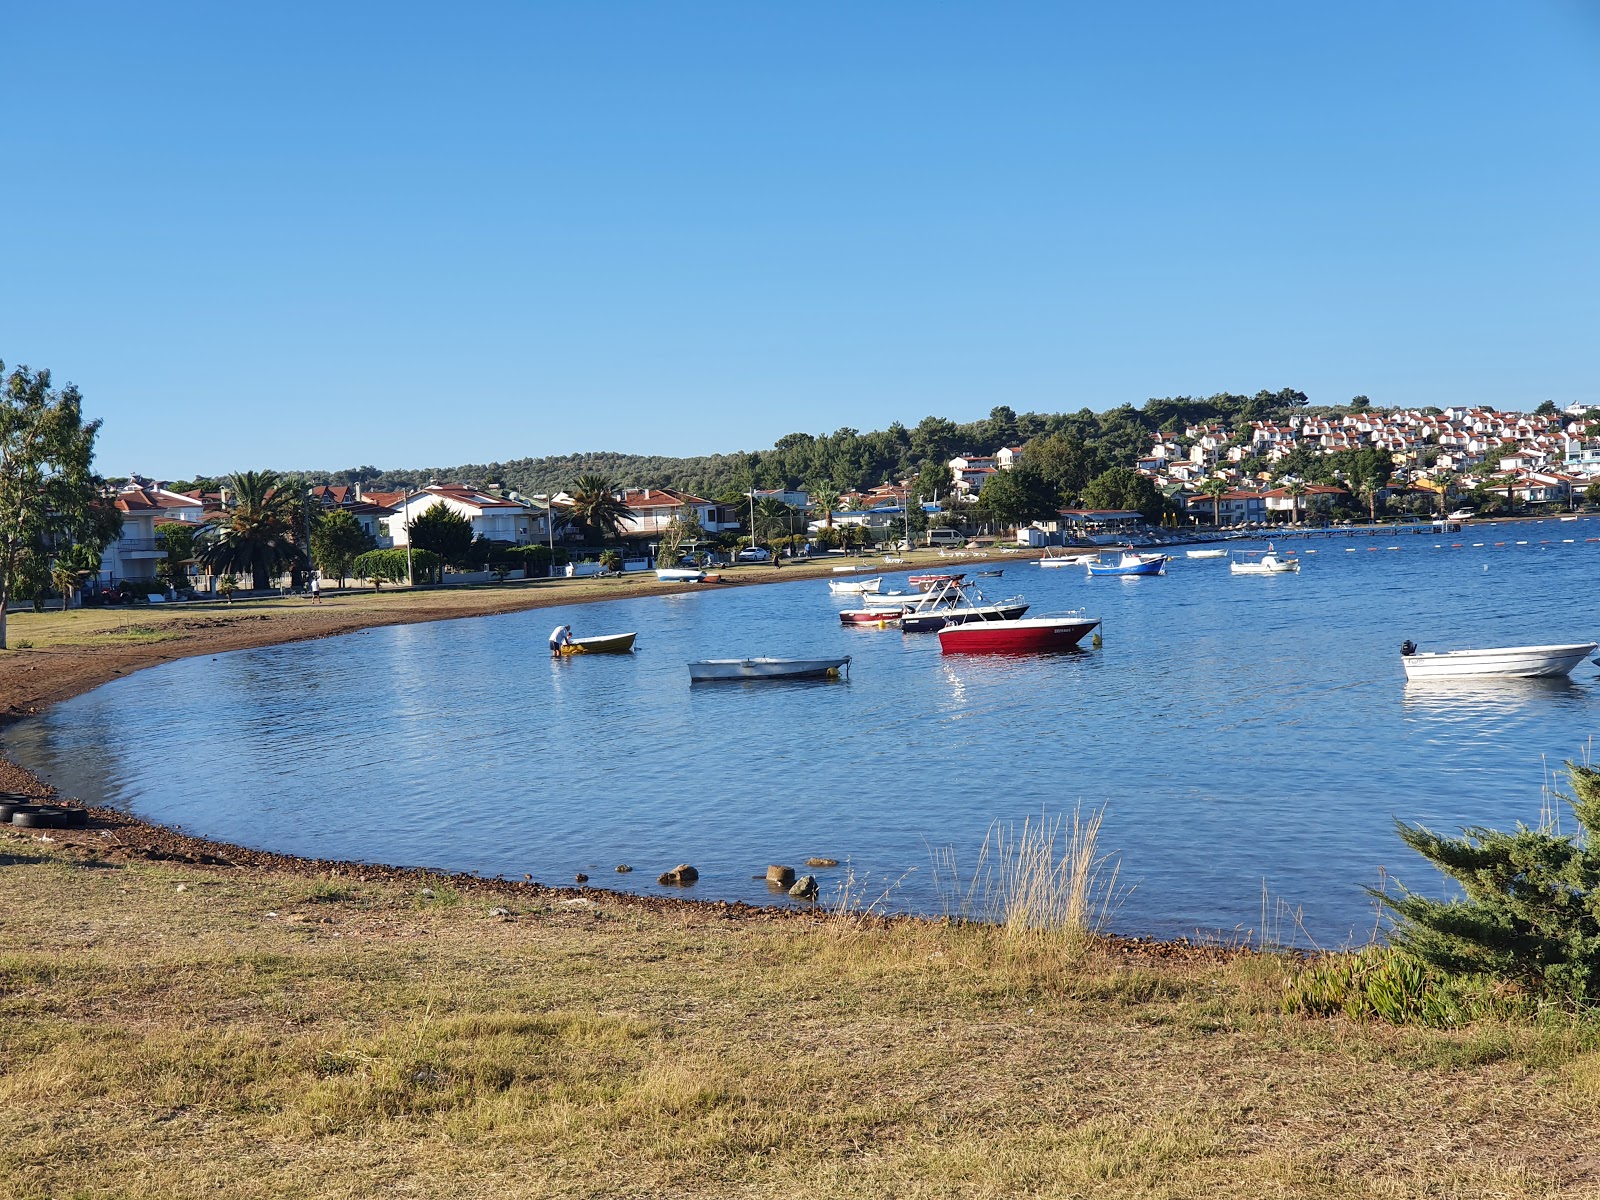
[1400,640,1417,657]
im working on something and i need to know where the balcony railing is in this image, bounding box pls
[118,538,165,552]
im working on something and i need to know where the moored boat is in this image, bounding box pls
[558,632,638,655]
[688,656,852,682]
[827,577,882,595]
[1229,549,1299,575]
[938,615,1100,654]
[839,608,904,626]
[1085,551,1167,577]
[1185,548,1227,559]
[909,573,964,591]
[1399,641,1598,680]
[900,599,1029,632]
[1037,548,1091,568]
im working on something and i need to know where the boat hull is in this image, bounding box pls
[1086,560,1165,577]
[1400,643,1598,680]
[827,578,882,595]
[938,617,1100,654]
[559,632,637,655]
[655,568,705,582]
[901,602,1029,633]
[1186,549,1227,559]
[839,609,903,625]
[688,656,852,682]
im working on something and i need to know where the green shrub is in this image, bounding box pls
[352,548,442,586]
[1382,761,1600,1006]
[1282,947,1526,1027]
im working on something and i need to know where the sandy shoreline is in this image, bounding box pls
[6,546,1110,931]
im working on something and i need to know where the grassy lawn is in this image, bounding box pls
[4,836,1599,1198]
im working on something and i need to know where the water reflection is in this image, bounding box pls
[6,523,1599,942]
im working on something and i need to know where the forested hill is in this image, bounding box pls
[304,390,1321,499]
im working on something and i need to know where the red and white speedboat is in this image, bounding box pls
[938,614,1101,654]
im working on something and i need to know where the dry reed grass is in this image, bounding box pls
[4,835,1599,1198]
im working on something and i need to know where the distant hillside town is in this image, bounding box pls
[56,396,1600,602]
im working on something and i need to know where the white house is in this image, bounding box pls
[100,484,207,587]
[614,488,741,539]
[386,484,542,546]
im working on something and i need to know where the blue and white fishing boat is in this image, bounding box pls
[1085,551,1167,577]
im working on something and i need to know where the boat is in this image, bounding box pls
[976,569,1003,577]
[859,590,912,608]
[1560,515,1580,522]
[901,600,1030,632]
[938,614,1100,654]
[839,608,905,626]
[688,656,851,682]
[1085,551,1167,577]
[831,564,874,573]
[1447,509,1476,521]
[1185,548,1227,559]
[1037,548,1091,568]
[1399,641,1598,680]
[909,573,963,591]
[1229,548,1300,575]
[655,567,705,582]
[558,632,638,655]
[827,576,882,595]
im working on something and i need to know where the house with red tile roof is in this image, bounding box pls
[100,485,207,588]
[614,488,740,539]
[387,484,544,547]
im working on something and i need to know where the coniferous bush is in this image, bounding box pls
[1381,762,1600,1005]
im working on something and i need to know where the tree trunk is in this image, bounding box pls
[253,566,271,591]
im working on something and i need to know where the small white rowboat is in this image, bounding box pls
[1186,548,1227,559]
[688,656,852,682]
[827,577,882,595]
[1400,642,1598,680]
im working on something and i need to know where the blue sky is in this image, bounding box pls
[4,2,1598,478]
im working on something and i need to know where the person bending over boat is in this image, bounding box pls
[550,625,573,656]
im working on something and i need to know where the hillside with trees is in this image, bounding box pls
[299,389,1321,504]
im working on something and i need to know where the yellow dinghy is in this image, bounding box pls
[559,632,638,655]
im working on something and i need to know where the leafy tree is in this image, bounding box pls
[1024,432,1097,505]
[973,464,1059,528]
[352,548,441,587]
[1534,400,1558,417]
[1080,467,1164,523]
[197,470,302,591]
[1328,447,1394,523]
[155,521,200,591]
[909,461,954,506]
[406,502,475,568]
[1382,762,1600,1005]
[1587,481,1600,508]
[567,475,635,541]
[656,504,705,564]
[1,362,110,648]
[1349,395,1371,412]
[309,508,374,587]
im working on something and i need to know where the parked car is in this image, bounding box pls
[735,547,772,563]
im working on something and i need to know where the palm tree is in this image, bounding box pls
[197,470,301,591]
[1424,470,1453,516]
[1198,477,1228,527]
[1284,479,1307,526]
[809,482,841,531]
[753,496,792,545]
[567,475,635,542]
[50,543,101,609]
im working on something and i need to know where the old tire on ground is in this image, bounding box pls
[1,804,41,823]
[12,809,69,829]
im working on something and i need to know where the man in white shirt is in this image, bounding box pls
[549,625,572,656]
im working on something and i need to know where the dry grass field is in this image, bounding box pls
[5,832,1600,1199]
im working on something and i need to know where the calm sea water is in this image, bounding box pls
[8,518,1599,943]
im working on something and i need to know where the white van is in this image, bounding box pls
[926,528,964,546]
